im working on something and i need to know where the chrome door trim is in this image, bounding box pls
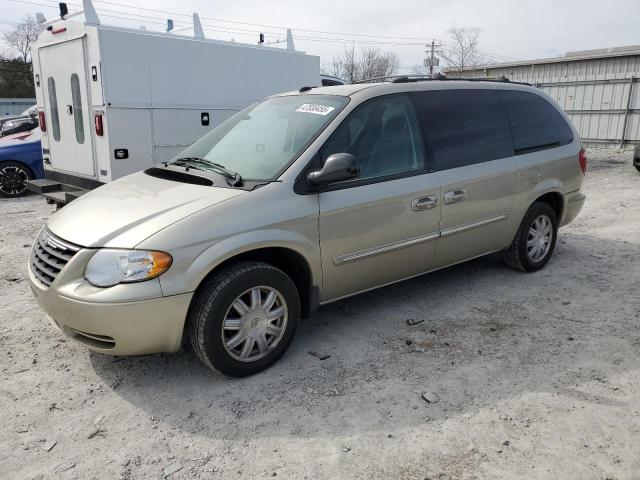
[440,214,508,237]
[322,248,504,305]
[333,232,440,266]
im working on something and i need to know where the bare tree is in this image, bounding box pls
[2,16,39,63]
[0,17,38,97]
[440,25,484,74]
[329,45,400,83]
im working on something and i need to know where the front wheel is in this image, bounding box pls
[0,161,33,197]
[504,202,558,272]
[188,261,300,377]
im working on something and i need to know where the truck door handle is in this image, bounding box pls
[412,195,438,211]
[444,189,468,204]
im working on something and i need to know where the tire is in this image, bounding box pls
[188,261,300,377]
[0,161,33,198]
[504,202,558,272]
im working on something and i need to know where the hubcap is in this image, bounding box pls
[0,166,29,196]
[221,286,288,362]
[527,214,553,262]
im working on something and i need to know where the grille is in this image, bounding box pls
[30,228,81,287]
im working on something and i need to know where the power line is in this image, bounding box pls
[8,0,517,61]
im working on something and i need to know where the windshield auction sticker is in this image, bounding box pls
[296,104,336,115]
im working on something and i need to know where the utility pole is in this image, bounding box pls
[425,40,442,77]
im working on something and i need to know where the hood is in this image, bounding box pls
[0,129,40,147]
[47,170,245,248]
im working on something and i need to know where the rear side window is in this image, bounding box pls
[414,89,513,171]
[47,77,60,142]
[498,90,573,154]
[70,74,85,144]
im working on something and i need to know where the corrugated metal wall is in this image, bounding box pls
[0,98,36,116]
[448,55,640,148]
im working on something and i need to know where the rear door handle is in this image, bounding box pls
[412,195,438,211]
[444,189,468,204]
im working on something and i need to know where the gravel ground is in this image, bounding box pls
[1,149,639,480]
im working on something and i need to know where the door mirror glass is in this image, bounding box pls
[307,153,359,186]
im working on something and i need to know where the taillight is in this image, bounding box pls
[94,113,103,136]
[38,111,46,132]
[579,148,587,175]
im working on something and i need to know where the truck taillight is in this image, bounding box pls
[579,148,587,175]
[38,111,46,132]
[94,113,104,136]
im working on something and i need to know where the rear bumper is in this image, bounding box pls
[561,190,586,227]
[28,266,193,355]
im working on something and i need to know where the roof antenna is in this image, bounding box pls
[82,0,100,25]
[166,19,174,32]
[286,29,295,51]
[193,13,204,39]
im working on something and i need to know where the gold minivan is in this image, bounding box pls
[28,78,587,376]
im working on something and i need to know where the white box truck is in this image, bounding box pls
[28,0,323,205]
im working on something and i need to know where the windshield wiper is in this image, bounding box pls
[173,157,243,186]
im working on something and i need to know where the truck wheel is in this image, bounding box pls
[188,261,300,377]
[0,161,33,197]
[504,202,558,272]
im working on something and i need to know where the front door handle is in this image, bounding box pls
[444,189,468,205]
[412,195,438,211]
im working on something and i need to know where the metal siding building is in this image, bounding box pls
[442,45,640,148]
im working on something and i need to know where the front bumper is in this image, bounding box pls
[28,253,193,356]
[561,190,586,227]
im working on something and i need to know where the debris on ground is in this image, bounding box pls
[406,318,425,326]
[308,351,330,360]
[87,427,106,439]
[421,392,440,404]
[42,440,57,452]
[163,462,183,477]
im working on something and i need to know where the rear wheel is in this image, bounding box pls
[504,202,558,272]
[188,261,300,377]
[0,161,33,197]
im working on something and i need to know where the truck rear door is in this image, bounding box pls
[39,38,95,177]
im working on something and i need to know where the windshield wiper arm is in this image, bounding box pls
[173,157,243,186]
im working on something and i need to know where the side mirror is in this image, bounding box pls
[307,153,359,186]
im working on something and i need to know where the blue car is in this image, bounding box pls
[0,129,43,197]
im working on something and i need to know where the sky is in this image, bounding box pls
[2,0,640,72]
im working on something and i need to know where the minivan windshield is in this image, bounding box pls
[174,95,349,181]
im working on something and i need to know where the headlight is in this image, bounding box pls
[85,249,172,287]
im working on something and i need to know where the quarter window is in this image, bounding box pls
[47,77,60,142]
[414,89,513,171]
[498,90,573,153]
[320,95,425,180]
[70,74,84,144]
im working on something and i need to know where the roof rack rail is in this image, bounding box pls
[353,73,531,87]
